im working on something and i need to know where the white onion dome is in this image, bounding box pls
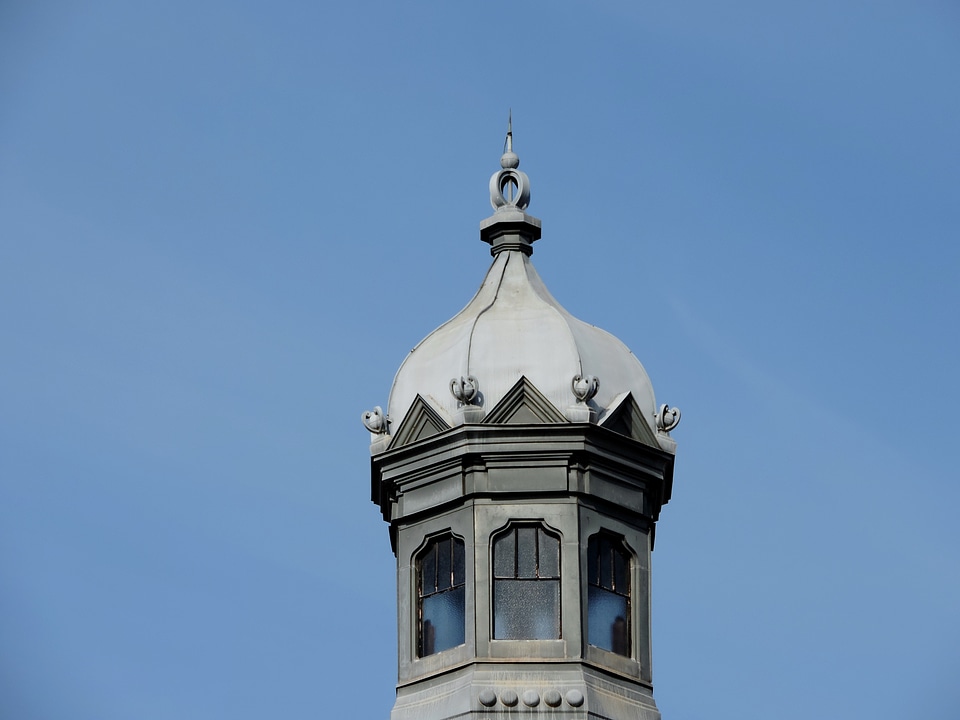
[375,122,678,452]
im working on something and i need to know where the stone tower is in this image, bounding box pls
[365,123,680,719]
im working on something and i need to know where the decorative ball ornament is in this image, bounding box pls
[522,690,540,707]
[449,375,479,405]
[656,404,681,432]
[500,150,519,169]
[361,406,388,434]
[543,690,563,707]
[571,374,600,403]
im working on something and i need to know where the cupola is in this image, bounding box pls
[366,120,681,720]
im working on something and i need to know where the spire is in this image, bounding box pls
[501,110,519,169]
[481,113,541,255]
[490,113,528,209]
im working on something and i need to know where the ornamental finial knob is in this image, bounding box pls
[450,375,479,405]
[572,374,600,403]
[656,404,681,432]
[362,406,388,434]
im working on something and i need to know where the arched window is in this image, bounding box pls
[587,533,631,656]
[417,535,465,657]
[492,525,561,640]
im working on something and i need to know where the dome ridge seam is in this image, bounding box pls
[465,251,512,380]
[520,255,584,378]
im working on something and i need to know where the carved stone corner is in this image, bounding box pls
[370,434,392,455]
[656,432,677,455]
[455,405,486,425]
[564,404,596,423]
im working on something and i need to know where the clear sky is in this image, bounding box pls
[1,2,958,718]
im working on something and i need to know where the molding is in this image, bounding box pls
[371,422,675,534]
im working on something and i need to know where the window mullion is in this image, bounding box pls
[534,526,540,578]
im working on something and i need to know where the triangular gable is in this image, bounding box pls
[483,376,568,425]
[598,392,659,447]
[389,395,452,448]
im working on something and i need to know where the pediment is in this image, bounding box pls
[598,392,659,447]
[483,376,568,425]
[389,395,452,448]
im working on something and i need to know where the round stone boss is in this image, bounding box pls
[500,689,519,707]
[543,689,563,707]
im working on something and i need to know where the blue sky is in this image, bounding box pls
[1,2,958,718]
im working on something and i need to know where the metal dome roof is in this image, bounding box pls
[364,120,679,453]
[387,249,659,435]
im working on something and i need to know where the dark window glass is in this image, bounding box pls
[599,536,613,590]
[418,535,466,656]
[437,539,452,591]
[421,544,437,595]
[492,525,561,640]
[587,533,631,656]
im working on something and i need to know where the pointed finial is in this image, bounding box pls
[500,110,519,169]
[481,115,541,254]
[489,112,530,213]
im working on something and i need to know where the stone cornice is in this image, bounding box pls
[372,422,674,528]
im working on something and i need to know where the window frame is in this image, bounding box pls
[490,523,562,641]
[416,532,466,658]
[586,531,632,657]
